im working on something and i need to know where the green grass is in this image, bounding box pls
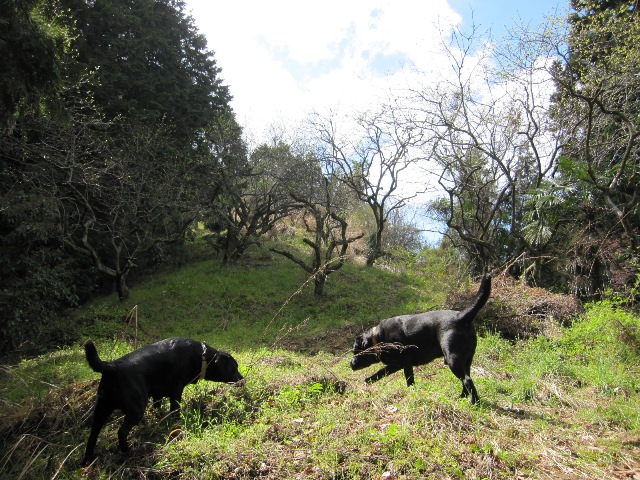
[59,248,445,353]
[0,246,639,479]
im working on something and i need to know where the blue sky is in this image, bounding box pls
[449,0,565,38]
[185,0,568,141]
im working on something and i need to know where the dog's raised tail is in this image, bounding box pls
[459,274,491,324]
[84,341,113,373]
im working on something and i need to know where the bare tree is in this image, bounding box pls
[37,104,203,300]
[207,142,301,264]
[548,8,640,252]
[270,177,363,296]
[504,4,640,294]
[310,108,424,266]
[406,23,563,276]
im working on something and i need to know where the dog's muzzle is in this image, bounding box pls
[231,376,246,386]
[350,356,362,370]
[351,351,378,370]
[350,327,380,370]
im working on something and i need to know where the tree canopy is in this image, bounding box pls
[0,0,242,351]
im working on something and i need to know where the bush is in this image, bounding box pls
[450,274,585,339]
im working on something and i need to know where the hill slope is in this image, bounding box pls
[1,249,639,479]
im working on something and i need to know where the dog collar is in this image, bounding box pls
[199,343,207,381]
[371,326,380,354]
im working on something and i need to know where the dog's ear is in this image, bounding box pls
[214,351,237,371]
[213,351,224,367]
[352,334,366,353]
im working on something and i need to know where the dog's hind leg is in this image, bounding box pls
[84,399,114,464]
[169,387,185,412]
[403,366,415,386]
[464,356,479,403]
[448,361,479,404]
[365,365,402,384]
[461,376,479,404]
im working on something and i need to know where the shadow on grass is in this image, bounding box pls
[480,399,573,428]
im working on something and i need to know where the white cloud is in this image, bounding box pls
[185,0,462,139]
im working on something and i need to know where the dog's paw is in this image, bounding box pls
[118,442,131,453]
[81,456,97,468]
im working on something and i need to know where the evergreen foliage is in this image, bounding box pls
[0,0,241,351]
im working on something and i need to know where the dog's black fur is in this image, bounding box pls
[350,275,491,404]
[83,337,243,463]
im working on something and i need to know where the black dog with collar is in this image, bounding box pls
[83,338,243,463]
[351,276,491,403]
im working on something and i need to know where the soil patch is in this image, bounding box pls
[281,324,364,355]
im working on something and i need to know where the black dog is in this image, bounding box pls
[83,337,243,463]
[351,275,491,404]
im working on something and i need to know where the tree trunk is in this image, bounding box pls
[314,271,327,296]
[116,272,130,301]
[366,225,384,267]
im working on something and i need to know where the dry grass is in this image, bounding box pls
[450,273,585,340]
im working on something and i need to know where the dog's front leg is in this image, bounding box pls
[365,365,401,383]
[169,386,186,412]
[403,366,415,386]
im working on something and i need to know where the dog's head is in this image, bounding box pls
[350,330,380,371]
[205,349,244,384]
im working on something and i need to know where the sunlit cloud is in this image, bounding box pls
[185,0,462,138]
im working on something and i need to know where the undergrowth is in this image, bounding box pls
[0,247,639,479]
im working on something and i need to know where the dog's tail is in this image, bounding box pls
[84,341,113,373]
[458,274,491,324]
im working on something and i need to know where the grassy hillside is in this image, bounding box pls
[1,246,639,479]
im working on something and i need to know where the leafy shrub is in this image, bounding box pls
[562,301,640,364]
